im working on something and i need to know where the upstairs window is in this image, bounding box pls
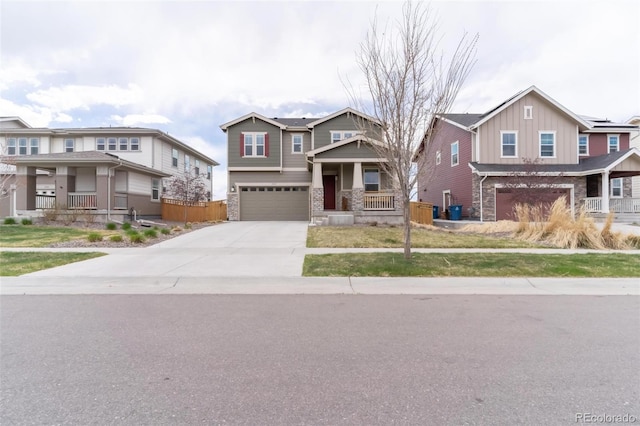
[97,138,106,151]
[185,154,190,172]
[108,137,117,150]
[451,141,459,166]
[608,134,619,153]
[7,138,16,155]
[172,148,178,167]
[330,131,358,143]
[194,159,200,175]
[241,132,268,157]
[18,138,27,155]
[539,132,555,158]
[64,138,74,153]
[207,165,212,180]
[29,138,39,155]
[292,134,303,153]
[119,137,128,151]
[501,131,517,157]
[364,168,380,192]
[130,137,140,151]
[578,134,589,155]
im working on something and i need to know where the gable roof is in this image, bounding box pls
[305,107,381,128]
[470,85,591,130]
[219,112,287,131]
[306,134,385,157]
[0,117,32,129]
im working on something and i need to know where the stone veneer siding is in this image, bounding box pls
[312,188,324,214]
[477,176,587,221]
[351,188,364,212]
[227,192,239,221]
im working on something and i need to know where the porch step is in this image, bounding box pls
[327,214,355,226]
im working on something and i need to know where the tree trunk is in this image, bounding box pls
[403,196,412,260]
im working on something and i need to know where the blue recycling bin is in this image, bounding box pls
[449,204,462,220]
[432,205,439,219]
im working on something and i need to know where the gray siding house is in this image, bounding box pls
[0,117,219,221]
[221,108,403,224]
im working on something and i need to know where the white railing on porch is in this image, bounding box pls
[68,192,97,210]
[36,195,56,209]
[114,193,128,210]
[364,192,395,210]
[582,197,640,213]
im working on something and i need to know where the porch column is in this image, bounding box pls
[16,166,36,211]
[312,162,324,214]
[96,166,110,210]
[55,166,75,209]
[352,162,364,212]
[601,171,609,213]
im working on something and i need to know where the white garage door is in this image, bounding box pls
[240,186,310,221]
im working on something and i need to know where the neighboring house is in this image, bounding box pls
[0,117,219,221]
[220,108,402,224]
[627,115,640,198]
[417,86,640,221]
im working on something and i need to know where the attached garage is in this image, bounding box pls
[239,186,310,221]
[495,187,571,221]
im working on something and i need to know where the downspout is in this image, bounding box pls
[107,160,123,222]
[479,173,488,222]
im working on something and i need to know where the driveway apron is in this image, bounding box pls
[23,222,309,278]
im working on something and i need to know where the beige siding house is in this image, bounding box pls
[0,117,219,222]
[221,108,402,224]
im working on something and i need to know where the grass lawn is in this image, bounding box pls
[307,225,544,249]
[0,225,115,248]
[0,252,106,276]
[303,252,640,277]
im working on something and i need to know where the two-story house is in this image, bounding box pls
[220,108,403,224]
[417,86,640,221]
[0,117,218,221]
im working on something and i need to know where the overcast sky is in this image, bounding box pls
[1,0,638,198]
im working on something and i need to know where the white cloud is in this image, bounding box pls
[26,84,144,112]
[110,114,172,127]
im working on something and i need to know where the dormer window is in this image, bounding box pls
[524,106,533,120]
[330,131,359,143]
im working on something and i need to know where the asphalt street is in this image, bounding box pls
[1,295,639,425]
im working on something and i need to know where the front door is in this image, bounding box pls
[323,175,336,210]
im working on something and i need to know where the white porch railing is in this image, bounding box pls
[68,192,97,210]
[583,197,640,213]
[36,195,56,209]
[364,192,395,210]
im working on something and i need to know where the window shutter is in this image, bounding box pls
[265,133,269,157]
[240,133,244,156]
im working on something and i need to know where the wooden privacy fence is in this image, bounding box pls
[161,198,227,223]
[410,201,434,226]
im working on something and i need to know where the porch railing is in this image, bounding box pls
[68,192,97,210]
[364,192,395,210]
[582,197,640,213]
[36,195,56,209]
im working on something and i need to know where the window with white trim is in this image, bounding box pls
[151,178,160,201]
[29,138,39,155]
[608,134,619,153]
[451,141,459,166]
[611,178,623,197]
[6,137,40,155]
[119,137,128,151]
[130,137,139,151]
[292,134,303,153]
[243,132,266,157]
[7,138,16,155]
[436,150,441,165]
[97,138,106,151]
[578,134,589,155]
[524,106,533,120]
[64,138,74,153]
[96,137,139,151]
[330,131,358,143]
[172,148,178,167]
[185,154,190,172]
[364,168,380,192]
[501,131,517,157]
[194,159,200,175]
[207,165,212,180]
[108,137,117,150]
[539,132,555,158]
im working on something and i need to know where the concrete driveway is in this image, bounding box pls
[24,222,309,278]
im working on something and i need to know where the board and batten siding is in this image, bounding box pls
[313,113,383,150]
[227,118,282,168]
[282,130,310,168]
[315,142,380,159]
[478,92,578,164]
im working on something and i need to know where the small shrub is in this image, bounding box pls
[185,222,193,229]
[21,218,33,225]
[126,229,140,237]
[121,222,132,231]
[87,232,103,242]
[129,233,145,244]
[105,222,117,230]
[143,229,158,238]
[172,226,183,233]
[109,234,123,243]
[161,228,171,235]
[3,217,17,225]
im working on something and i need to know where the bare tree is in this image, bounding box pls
[350,1,477,259]
[166,171,208,224]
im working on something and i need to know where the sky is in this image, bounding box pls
[1,0,639,198]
